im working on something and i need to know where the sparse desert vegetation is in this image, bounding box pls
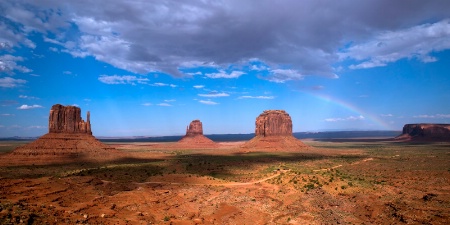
[0,139,449,224]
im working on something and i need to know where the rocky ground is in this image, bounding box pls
[0,140,449,224]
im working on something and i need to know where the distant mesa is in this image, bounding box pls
[1,104,120,165]
[177,119,217,147]
[242,110,308,151]
[396,124,450,142]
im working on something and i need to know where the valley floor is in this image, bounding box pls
[0,140,449,224]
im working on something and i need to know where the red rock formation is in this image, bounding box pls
[242,110,308,151]
[396,124,450,141]
[186,120,203,136]
[177,119,217,148]
[255,110,293,137]
[1,104,120,165]
[49,104,91,134]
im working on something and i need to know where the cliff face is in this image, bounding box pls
[255,110,293,137]
[398,124,450,141]
[242,110,307,151]
[186,120,203,136]
[4,104,119,165]
[48,104,91,134]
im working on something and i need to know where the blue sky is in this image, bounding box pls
[1,0,450,137]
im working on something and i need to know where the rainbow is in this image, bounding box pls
[304,92,394,130]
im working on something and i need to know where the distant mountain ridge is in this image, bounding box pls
[102,131,402,142]
[0,131,402,142]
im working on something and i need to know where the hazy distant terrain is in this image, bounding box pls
[102,131,402,142]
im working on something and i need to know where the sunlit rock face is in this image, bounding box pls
[397,124,450,141]
[2,104,119,165]
[49,104,92,135]
[241,110,307,151]
[186,119,203,136]
[255,110,293,137]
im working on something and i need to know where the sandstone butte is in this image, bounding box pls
[1,104,121,165]
[396,123,450,142]
[242,110,308,151]
[177,119,217,147]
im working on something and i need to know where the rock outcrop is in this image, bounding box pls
[186,120,203,136]
[49,104,91,134]
[242,110,308,151]
[396,124,450,141]
[177,119,217,148]
[1,104,121,165]
[255,110,293,137]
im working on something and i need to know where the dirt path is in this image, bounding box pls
[312,157,374,172]
[140,172,283,187]
[140,157,375,186]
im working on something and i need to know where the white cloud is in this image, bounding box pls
[380,114,393,117]
[27,125,46,129]
[343,19,450,69]
[151,82,177,87]
[180,61,218,69]
[413,114,450,119]
[157,103,172,107]
[198,92,229,98]
[325,115,365,122]
[205,70,245,79]
[1,114,14,116]
[199,100,218,105]
[63,71,72,75]
[19,95,39,100]
[238,95,274,99]
[98,75,149,85]
[152,82,168,86]
[49,47,59,52]
[65,34,162,75]
[250,64,268,71]
[0,55,32,74]
[185,72,203,76]
[261,69,305,83]
[3,1,450,80]
[141,103,152,106]
[0,77,27,88]
[164,99,176,102]
[193,85,205,89]
[17,104,43,110]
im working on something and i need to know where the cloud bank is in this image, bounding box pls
[1,0,450,82]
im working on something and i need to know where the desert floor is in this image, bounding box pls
[0,140,449,224]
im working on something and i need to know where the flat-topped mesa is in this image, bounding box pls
[241,110,307,151]
[397,123,450,141]
[48,104,92,135]
[255,110,293,137]
[186,119,203,136]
